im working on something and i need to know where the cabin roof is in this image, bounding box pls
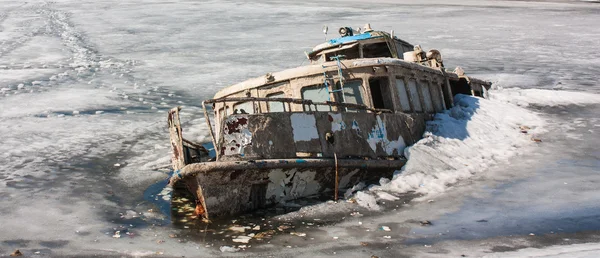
[310,32,378,53]
[307,31,391,59]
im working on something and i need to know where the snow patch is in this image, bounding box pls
[359,92,547,203]
[354,191,382,211]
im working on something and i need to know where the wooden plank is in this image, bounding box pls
[168,107,185,171]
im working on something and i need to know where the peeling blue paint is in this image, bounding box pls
[352,119,361,135]
[328,33,374,45]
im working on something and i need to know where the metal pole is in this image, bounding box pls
[202,101,219,161]
[334,152,339,201]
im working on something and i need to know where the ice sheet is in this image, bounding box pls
[1,0,600,256]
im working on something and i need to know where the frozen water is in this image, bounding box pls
[1,0,600,257]
[370,93,546,198]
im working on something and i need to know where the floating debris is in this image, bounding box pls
[277,225,292,231]
[420,220,432,226]
[290,232,306,237]
[220,246,240,253]
[112,231,121,238]
[232,236,252,243]
[229,226,248,233]
[380,226,391,232]
[253,230,275,240]
[383,236,391,239]
[10,250,22,257]
[350,211,363,217]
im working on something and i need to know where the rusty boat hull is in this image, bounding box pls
[172,159,405,218]
[165,25,492,220]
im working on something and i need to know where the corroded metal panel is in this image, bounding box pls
[246,113,296,159]
[315,112,422,158]
[217,111,427,160]
[365,115,406,156]
[184,159,405,217]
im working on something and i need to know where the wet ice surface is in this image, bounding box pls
[1,0,600,257]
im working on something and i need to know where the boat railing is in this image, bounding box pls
[200,97,393,159]
[203,96,392,113]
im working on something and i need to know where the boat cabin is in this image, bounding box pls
[195,26,491,163]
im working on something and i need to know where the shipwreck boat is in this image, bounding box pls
[167,24,491,220]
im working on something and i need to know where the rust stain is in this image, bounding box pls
[194,199,206,217]
[221,115,252,156]
[225,116,248,134]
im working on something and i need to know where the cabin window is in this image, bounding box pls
[266,92,285,112]
[407,79,423,112]
[301,85,331,111]
[368,77,394,110]
[220,105,232,116]
[420,81,435,113]
[311,54,325,64]
[395,42,406,59]
[430,83,444,112]
[362,42,392,58]
[234,101,255,114]
[395,78,412,112]
[334,80,365,111]
[325,44,360,61]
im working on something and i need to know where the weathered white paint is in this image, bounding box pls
[351,119,361,135]
[367,116,406,155]
[222,115,252,156]
[329,113,346,132]
[290,113,319,142]
[266,168,320,203]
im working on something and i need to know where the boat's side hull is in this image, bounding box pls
[174,158,405,218]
